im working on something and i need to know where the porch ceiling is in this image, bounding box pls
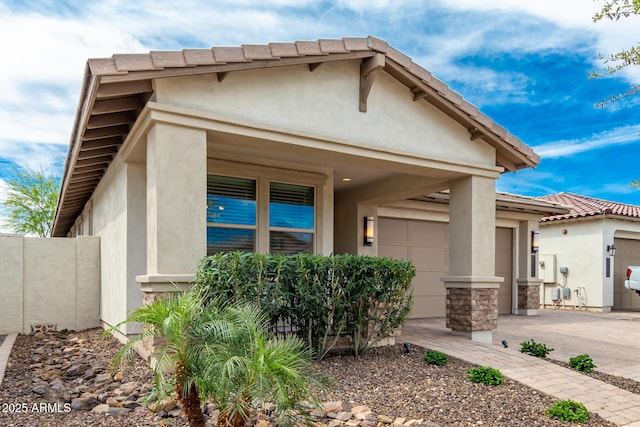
[53,36,540,237]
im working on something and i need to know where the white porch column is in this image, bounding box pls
[442,175,503,343]
[137,122,207,298]
[516,220,542,315]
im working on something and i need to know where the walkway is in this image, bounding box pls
[402,310,640,426]
[0,332,18,387]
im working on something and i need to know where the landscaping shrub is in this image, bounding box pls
[194,252,415,359]
[519,339,554,358]
[546,400,590,423]
[108,287,327,427]
[424,350,448,366]
[569,354,597,373]
[466,366,504,385]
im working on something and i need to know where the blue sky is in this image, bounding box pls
[1,0,639,231]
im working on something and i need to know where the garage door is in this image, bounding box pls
[613,238,640,310]
[378,218,512,318]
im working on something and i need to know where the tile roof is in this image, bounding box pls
[539,193,640,222]
[53,36,541,237]
[413,191,569,216]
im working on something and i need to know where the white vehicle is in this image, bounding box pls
[625,266,640,294]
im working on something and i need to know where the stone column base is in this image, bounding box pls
[517,278,542,316]
[135,274,195,361]
[442,276,502,342]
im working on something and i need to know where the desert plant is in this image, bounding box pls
[519,339,554,358]
[107,287,327,427]
[569,354,597,373]
[466,366,504,385]
[424,350,447,366]
[546,400,590,423]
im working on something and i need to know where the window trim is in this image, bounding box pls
[206,159,326,254]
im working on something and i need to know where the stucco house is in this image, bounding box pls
[51,36,563,343]
[538,193,640,311]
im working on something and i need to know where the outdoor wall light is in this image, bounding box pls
[364,216,375,246]
[607,244,616,257]
[531,230,540,253]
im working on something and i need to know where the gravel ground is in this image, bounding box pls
[0,329,617,426]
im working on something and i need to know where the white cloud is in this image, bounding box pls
[534,125,640,158]
[497,169,564,196]
[0,178,12,234]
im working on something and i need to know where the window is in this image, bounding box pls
[207,175,257,254]
[206,174,316,255]
[269,182,314,254]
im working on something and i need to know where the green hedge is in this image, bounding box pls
[194,252,415,360]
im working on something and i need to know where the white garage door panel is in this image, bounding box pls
[410,246,447,270]
[614,238,640,309]
[495,227,513,315]
[379,217,512,319]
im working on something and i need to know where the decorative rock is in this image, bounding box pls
[117,381,137,394]
[94,373,112,383]
[160,395,178,412]
[106,397,123,407]
[345,420,361,427]
[378,415,394,424]
[393,417,407,426]
[32,384,48,395]
[108,407,131,416]
[65,363,90,377]
[335,411,352,421]
[83,367,97,380]
[92,403,111,414]
[328,420,343,427]
[169,408,182,417]
[71,397,100,411]
[351,405,371,415]
[324,401,346,413]
[113,371,123,381]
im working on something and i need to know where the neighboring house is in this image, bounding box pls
[51,36,557,343]
[538,193,640,312]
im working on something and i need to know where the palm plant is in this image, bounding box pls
[195,304,327,427]
[108,288,212,427]
[108,286,326,427]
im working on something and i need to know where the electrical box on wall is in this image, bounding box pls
[539,253,557,284]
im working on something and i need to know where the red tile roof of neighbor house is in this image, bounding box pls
[539,193,640,222]
[53,36,541,236]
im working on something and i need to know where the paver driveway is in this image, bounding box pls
[402,309,640,426]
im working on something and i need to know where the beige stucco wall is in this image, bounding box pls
[0,235,100,334]
[0,235,24,332]
[90,156,145,334]
[539,220,607,309]
[154,61,496,168]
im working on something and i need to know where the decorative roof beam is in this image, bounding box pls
[411,87,428,101]
[308,62,322,72]
[216,72,229,83]
[359,53,385,112]
[468,127,486,141]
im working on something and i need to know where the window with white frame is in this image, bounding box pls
[207,175,257,254]
[269,182,314,254]
[206,174,315,255]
